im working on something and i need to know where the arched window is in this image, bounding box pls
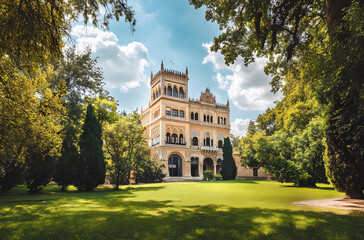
[217,159,222,166]
[172,133,178,143]
[164,87,166,95]
[167,86,172,96]
[218,140,223,148]
[158,89,161,96]
[205,133,210,146]
[224,118,226,125]
[180,110,184,118]
[192,137,198,146]
[207,115,210,122]
[191,112,194,120]
[195,113,198,120]
[166,133,171,143]
[211,140,213,146]
[210,116,213,123]
[179,134,184,144]
[204,115,206,122]
[173,86,178,97]
[179,87,184,98]
[153,93,155,100]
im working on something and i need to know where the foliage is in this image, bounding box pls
[53,128,79,191]
[134,157,166,184]
[230,134,240,149]
[103,112,150,189]
[191,0,364,198]
[214,173,223,181]
[53,47,113,190]
[0,57,65,192]
[220,137,237,180]
[75,104,105,191]
[0,0,135,67]
[202,170,214,181]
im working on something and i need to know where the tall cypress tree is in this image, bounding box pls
[220,137,237,180]
[75,104,105,191]
[54,126,79,191]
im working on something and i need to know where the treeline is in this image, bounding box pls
[239,66,327,187]
[0,47,164,193]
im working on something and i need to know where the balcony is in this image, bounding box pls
[201,146,219,151]
[165,138,186,146]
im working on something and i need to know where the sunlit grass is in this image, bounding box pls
[0,181,363,240]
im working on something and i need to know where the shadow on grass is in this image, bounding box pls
[282,185,336,191]
[1,195,363,239]
[200,180,260,184]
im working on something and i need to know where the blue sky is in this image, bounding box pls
[70,0,281,136]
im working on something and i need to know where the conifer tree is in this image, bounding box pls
[75,104,105,191]
[54,127,78,191]
[220,137,237,180]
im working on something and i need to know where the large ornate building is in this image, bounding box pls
[140,62,267,180]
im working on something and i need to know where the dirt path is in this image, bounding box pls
[292,197,364,211]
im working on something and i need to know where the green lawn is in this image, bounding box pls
[0,180,363,240]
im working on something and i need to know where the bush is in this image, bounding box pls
[203,170,214,181]
[215,174,223,181]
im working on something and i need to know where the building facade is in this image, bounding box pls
[140,62,267,180]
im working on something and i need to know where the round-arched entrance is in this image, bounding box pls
[168,154,182,177]
[203,158,214,172]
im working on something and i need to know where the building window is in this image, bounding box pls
[218,140,223,148]
[153,93,155,100]
[224,118,226,125]
[180,110,184,118]
[204,115,206,122]
[172,133,178,143]
[210,116,213,123]
[166,133,171,142]
[172,109,178,117]
[191,112,194,120]
[179,87,184,98]
[166,107,171,116]
[179,134,185,144]
[195,113,198,120]
[207,115,210,122]
[192,137,198,146]
[154,111,159,119]
[164,87,166,95]
[173,86,178,97]
[167,86,172,96]
[253,168,258,177]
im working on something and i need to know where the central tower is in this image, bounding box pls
[150,61,189,104]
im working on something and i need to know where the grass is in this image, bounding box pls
[0,180,363,240]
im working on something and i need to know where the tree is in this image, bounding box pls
[0,57,65,192]
[103,112,150,189]
[75,104,105,191]
[134,157,166,184]
[0,0,135,67]
[191,0,364,198]
[53,127,79,191]
[220,137,237,180]
[230,134,241,149]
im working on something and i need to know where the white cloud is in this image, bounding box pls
[71,25,150,92]
[231,119,252,137]
[202,43,280,111]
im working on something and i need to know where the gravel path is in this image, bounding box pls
[292,197,364,211]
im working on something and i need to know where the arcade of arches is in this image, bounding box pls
[169,154,223,177]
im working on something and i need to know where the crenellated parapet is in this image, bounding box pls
[150,61,189,85]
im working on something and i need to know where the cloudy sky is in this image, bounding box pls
[70,0,281,137]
